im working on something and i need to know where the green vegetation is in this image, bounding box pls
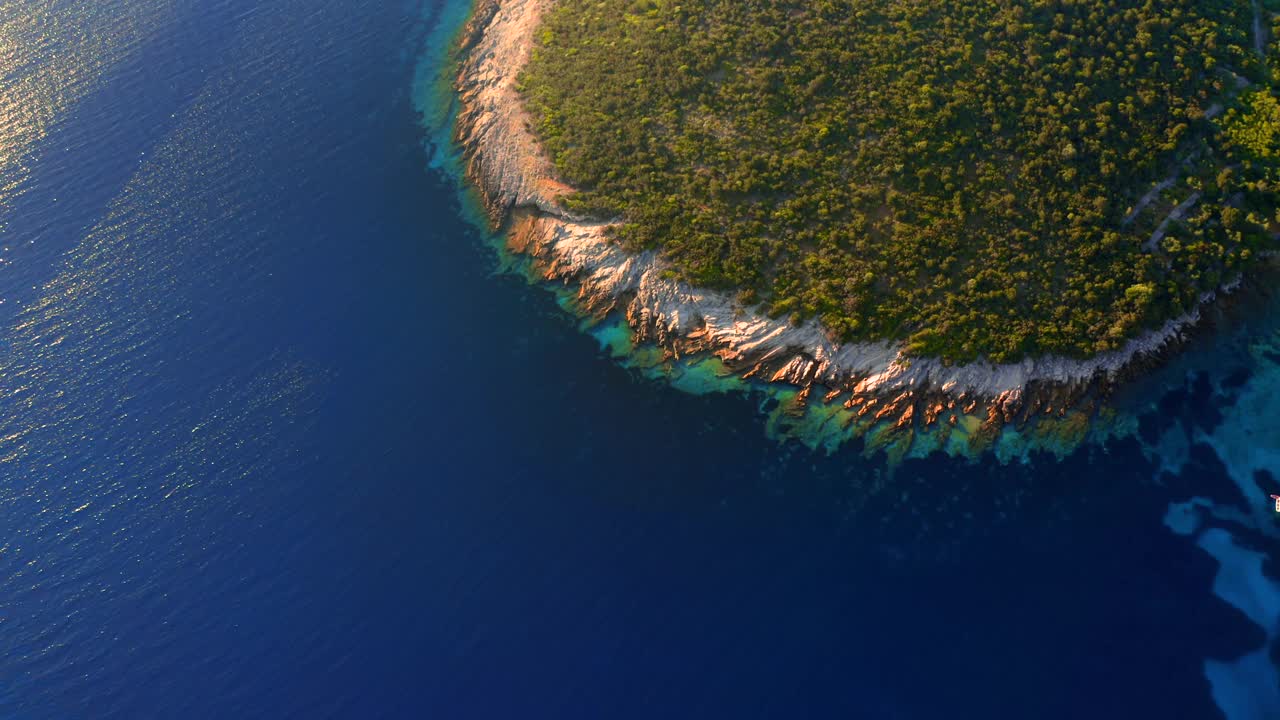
[1223,89,1280,156]
[520,0,1280,362]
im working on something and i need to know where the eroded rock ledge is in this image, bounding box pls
[453,0,1235,440]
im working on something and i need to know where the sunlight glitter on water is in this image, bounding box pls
[0,1,177,215]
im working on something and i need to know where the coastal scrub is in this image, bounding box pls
[520,0,1280,363]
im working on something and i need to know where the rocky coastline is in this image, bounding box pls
[452,0,1244,443]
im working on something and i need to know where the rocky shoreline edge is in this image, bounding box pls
[451,0,1246,447]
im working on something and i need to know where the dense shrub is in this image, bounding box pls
[521,0,1280,362]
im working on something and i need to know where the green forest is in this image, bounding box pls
[520,0,1280,363]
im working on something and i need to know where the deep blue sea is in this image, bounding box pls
[0,1,1277,718]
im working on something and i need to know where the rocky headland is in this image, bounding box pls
[452,0,1245,446]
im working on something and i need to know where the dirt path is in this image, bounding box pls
[1143,192,1202,253]
[1253,0,1266,58]
[1123,176,1178,226]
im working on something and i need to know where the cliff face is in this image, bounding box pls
[452,0,1229,438]
[455,0,572,224]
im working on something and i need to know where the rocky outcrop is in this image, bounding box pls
[455,0,577,224]
[453,0,1241,438]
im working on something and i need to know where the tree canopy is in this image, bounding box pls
[520,0,1280,363]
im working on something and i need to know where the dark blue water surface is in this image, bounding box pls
[0,1,1277,718]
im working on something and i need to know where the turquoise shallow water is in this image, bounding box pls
[0,0,1275,717]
